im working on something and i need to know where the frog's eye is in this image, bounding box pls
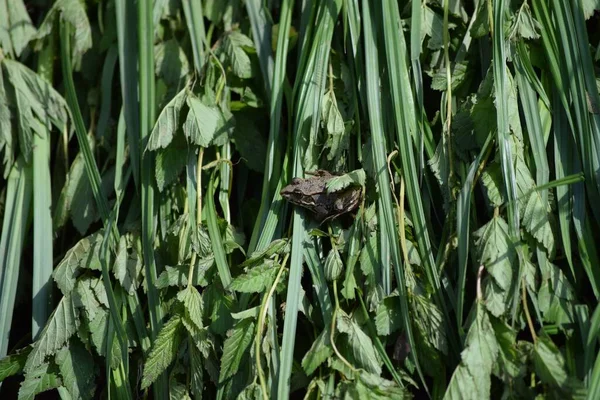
[291,178,302,185]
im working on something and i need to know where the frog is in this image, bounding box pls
[280,170,362,223]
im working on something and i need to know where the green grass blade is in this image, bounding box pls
[206,172,233,291]
[115,0,140,187]
[182,0,206,73]
[0,158,32,359]
[245,0,274,96]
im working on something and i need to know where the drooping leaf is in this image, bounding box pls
[147,87,188,150]
[412,294,447,354]
[53,233,103,295]
[36,0,92,66]
[18,363,61,400]
[321,90,347,161]
[0,0,36,57]
[184,95,224,147]
[155,133,188,191]
[301,328,333,376]
[55,339,96,399]
[336,311,381,375]
[522,190,555,256]
[25,295,79,372]
[223,31,254,79]
[219,318,254,384]
[325,169,366,193]
[177,285,204,330]
[0,345,32,381]
[113,235,143,295]
[229,260,279,293]
[141,315,185,389]
[533,336,569,391]
[375,293,401,336]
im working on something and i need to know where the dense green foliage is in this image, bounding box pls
[1,0,600,398]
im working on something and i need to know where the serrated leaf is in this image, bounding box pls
[321,90,347,161]
[0,0,36,57]
[412,294,447,354]
[302,328,333,375]
[337,371,408,400]
[156,260,214,289]
[53,233,103,295]
[0,346,32,381]
[141,315,185,389]
[375,294,401,336]
[189,335,205,398]
[36,0,92,66]
[25,295,79,372]
[219,318,255,383]
[241,239,288,267]
[184,95,223,147]
[55,340,96,399]
[474,216,516,316]
[444,303,498,400]
[18,363,61,400]
[538,263,575,325]
[336,312,381,375]
[512,3,540,40]
[480,163,505,207]
[533,336,569,389]
[73,275,103,321]
[147,87,187,150]
[178,286,204,330]
[522,191,555,255]
[229,261,279,293]
[155,133,188,191]
[113,236,142,295]
[223,31,254,79]
[325,169,365,193]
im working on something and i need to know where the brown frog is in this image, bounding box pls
[280,170,362,223]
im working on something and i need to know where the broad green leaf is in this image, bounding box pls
[155,39,190,91]
[18,363,61,400]
[156,260,214,289]
[522,191,555,255]
[55,340,96,399]
[336,312,381,375]
[533,336,569,390]
[538,263,575,325]
[141,315,185,389]
[189,335,204,398]
[202,285,235,336]
[24,295,79,373]
[184,95,223,147]
[219,318,255,383]
[375,293,401,336]
[73,275,103,321]
[325,169,366,193]
[301,328,333,375]
[431,62,469,91]
[113,235,143,295]
[88,308,121,365]
[36,0,92,65]
[53,233,103,295]
[237,382,263,400]
[480,163,506,207]
[337,371,408,399]
[444,303,499,400]
[147,87,188,150]
[412,294,447,354]
[0,345,31,381]
[240,239,288,267]
[229,260,279,293]
[177,285,204,330]
[582,0,600,19]
[511,3,541,40]
[223,31,254,79]
[0,0,36,57]
[474,216,516,316]
[155,133,188,191]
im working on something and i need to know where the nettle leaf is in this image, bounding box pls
[522,190,555,255]
[113,235,143,295]
[474,216,516,316]
[480,163,505,207]
[0,345,32,381]
[337,371,408,399]
[336,311,381,375]
[141,315,185,389]
[25,295,79,373]
[184,95,224,147]
[470,0,489,38]
[73,275,104,321]
[241,239,288,267]
[53,232,103,295]
[177,285,204,330]
[0,0,36,57]
[359,234,377,281]
[147,87,187,150]
[18,363,61,400]
[189,336,205,398]
[325,169,366,193]
[321,90,347,161]
[155,39,190,90]
[88,308,120,365]
[538,263,575,325]
[533,336,569,391]
[421,5,444,50]
[375,293,401,336]
[412,294,447,354]
[302,328,333,376]
[511,2,541,40]
[155,132,188,191]
[203,284,235,336]
[223,31,254,79]
[431,62,469,91]
[55,340,96,399]
[444,303,499,400]
[324,247,343,282]
[229,260,279,293]
[489,317,523,380]
[156,260,214,289]
[36,0,92,66]
[219,318,255,384]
